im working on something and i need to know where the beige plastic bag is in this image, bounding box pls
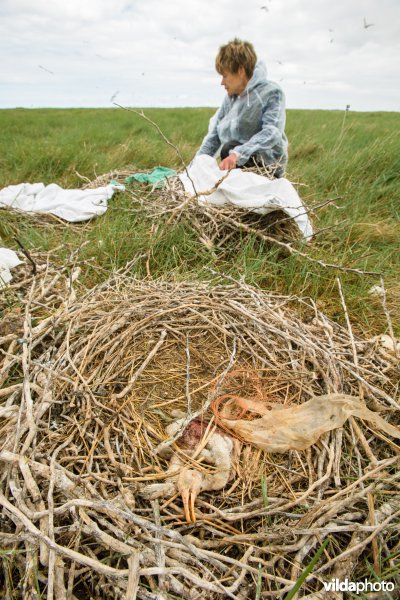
[220,394,400,453]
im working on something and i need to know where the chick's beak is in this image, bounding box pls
[181,486,198,523]
[178,468,203,523]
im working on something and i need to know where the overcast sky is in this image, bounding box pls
[1,0,399,111]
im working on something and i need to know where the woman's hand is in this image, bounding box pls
[219,153,238,171]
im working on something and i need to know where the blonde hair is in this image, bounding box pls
[215,38,257,79]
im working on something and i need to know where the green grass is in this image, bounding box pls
[284,538,331,599]
[0,107,209,187]
[0,107,399,336]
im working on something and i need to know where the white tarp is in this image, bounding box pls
[0,183,116,222]
[179,155,313,239]
[0,248,22,286]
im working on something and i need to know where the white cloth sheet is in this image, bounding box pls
[179,155,313,238]
[0,248,22,286]
[0,182,116,223]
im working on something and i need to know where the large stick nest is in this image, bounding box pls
[87,166,306,249]
[0,260,399,599]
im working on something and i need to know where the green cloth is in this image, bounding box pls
[125,167,177,187]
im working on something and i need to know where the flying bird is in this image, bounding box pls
[38,65,54,75]
[142,416,238,523]
[110,90,119,103]
[363,18,374,29]
[260,5,269,11]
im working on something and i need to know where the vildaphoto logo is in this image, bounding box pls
[323,578,395,594]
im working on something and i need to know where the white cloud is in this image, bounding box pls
[0,0,399,110]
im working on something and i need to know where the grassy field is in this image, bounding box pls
[0,107,399,336]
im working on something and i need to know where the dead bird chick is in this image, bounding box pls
[142,416,236,523]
